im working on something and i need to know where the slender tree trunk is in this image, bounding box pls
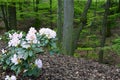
[8,2,17,30]
[33,0,35,11]
[34,0,40,28]
[50,0,53,29]
[81,0,92,25]
[106,0,111,37]
[90,0,97,31]
[73,0,92,51]
[95,0,97,17]
[19,2,23,18]
[99,0,109,63]
[119,0,120,12]
[63,0,74,55]
[57,0,63,46]
[35,0,39,12]
[1,4,9,30]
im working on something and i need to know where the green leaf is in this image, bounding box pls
[24,52,28,60]
[11,65,17,71]
[45,39,49,44]
[29,51,33,57]
[6,59,10,65]
[31,44,36,48]
[34,48,44,53]
[16,67,21,75]
[51,42,57,48]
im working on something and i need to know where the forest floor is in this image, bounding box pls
[0,19,120,80]
[0,53,120,80]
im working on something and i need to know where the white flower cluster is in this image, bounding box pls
[8,27,56,48]
[8,32,23,47]
[9,32,23,39]
[35,59,42,68]
[39,28,56,39]
[5,75,16,80]
[26,27,38,44]
[10,54,20,65]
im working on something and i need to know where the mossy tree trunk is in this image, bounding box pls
[50,0,53,29]
[19,2,23,18]
[73,0,92,51]
[34,0,40,28]
[99,0,110,63]
[62,0,74,55]
[106,0,111,37]
[57,0,63,47]
[91,0,97,29]
[119,0,120,12]
[1,3,9,31]
[35,0,39,12]
[8,2,17,30]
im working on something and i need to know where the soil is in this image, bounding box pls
[0,53,120,80]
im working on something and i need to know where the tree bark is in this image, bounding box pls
[35,0,39,12]
[1,4,9,31]
[62,0,74,55]
[90,0,97,31]
[19,2,23,18]
[73,0,92,51]
[8,2,17,30]
[119,0,120,12]
[50,0,53,29]
[81,0,92,26]
[57,0,63,46]
[106,0,111,37]
[33,0,35,11]
[34,0,40,28]
[99,0,109,63]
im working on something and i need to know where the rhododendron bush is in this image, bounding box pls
[0,27,58,78]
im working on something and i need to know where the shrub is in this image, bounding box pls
[0,27,58,77]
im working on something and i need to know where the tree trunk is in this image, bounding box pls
[8,2,17,30]
[1,4,9,31]
[19,2,23,18]
[49,0,52,28]
[57,0,63,46]
[35,0,39,12]
[106,0,111,37]
[119,0,120,12]
[62,0,74,55]
[99,0,109,63]
[33,0,35,11]
[90,0,97,31]
[34,0,40,28]
[81,0,92,26]
[106,20,111,37]
[73,0,92,51]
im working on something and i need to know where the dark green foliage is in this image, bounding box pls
[112,37,120,55]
